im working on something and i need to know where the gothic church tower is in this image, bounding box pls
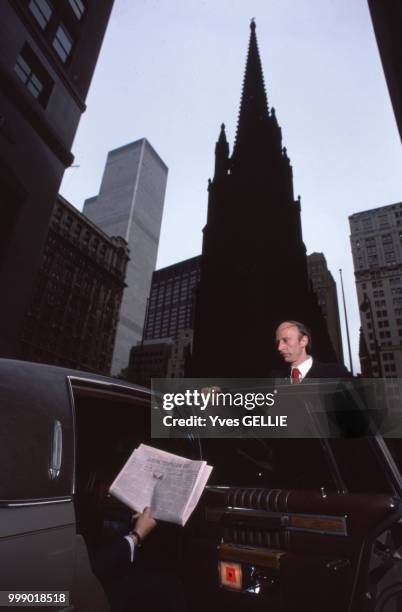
[190,21,336,377]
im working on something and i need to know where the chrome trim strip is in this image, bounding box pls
[2,497,72,508]
[67,376,151,398]
[66,377,77,496]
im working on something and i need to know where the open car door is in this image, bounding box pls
[184,434,402,612]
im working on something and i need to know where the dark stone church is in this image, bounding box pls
[190,20,336,377]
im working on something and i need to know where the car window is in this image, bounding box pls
[71,382,202,542]
[202,438,338,491]
[328,438,396,494]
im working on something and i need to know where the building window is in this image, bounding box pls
[14,45,53,107]
[29,0,52,29]
[53,24,73,63]
[68,0,85,19]
[64,214,73,228]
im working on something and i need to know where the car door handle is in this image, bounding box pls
[49,419,63,480]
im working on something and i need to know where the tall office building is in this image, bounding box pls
[349,202,402,377]
[83,139,168,374]
[307,253,344,364]
[190,21,335,377]
[126,255,200,386]
[21,194,128,374]
[0,0,114,359]
[127,328,193,388]
[144,255,201,341]
[127,338,174,388]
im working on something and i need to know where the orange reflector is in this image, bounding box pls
[219,561,242,590]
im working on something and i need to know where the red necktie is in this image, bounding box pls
[292,368,301,384]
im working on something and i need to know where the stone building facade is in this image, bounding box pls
[21,194,128,374]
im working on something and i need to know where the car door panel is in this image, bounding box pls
[0,502,75,591]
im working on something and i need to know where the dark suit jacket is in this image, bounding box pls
[88,537,188,612]
[88,537,133,583]
[272,359,352,382]
[271,360,374,437]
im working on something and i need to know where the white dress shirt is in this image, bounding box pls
[291,356,313,383]
[124,535,136,562]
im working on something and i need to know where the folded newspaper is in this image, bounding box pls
[109,444,213,526]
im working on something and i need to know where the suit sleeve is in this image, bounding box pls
[88,537,133,582]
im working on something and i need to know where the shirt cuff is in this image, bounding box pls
[124,535,135,562]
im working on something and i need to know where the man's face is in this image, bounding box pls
[275,323,308,367]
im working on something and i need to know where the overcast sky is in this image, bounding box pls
[60,0,401,373]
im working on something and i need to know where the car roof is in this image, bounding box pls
[0,358,151,411]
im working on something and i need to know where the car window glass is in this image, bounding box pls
[328,438,395,494]
[202,438,337,491]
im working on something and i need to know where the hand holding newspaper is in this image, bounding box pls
[109,444,213,526]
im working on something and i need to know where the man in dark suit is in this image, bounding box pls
[87,507,187,612]
[273,320,381,440]
[88,507,156,583]
[274,320,351,382]
[72,508,157,612]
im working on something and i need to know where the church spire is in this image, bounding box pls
[232,19,270,162]
[214,123,229,180]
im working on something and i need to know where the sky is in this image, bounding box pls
[60,0,402,374]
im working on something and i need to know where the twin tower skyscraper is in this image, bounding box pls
[84,140,168,375]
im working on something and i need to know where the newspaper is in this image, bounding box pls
[109,444,213,526]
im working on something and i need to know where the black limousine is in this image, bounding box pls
[1,359,402,612]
